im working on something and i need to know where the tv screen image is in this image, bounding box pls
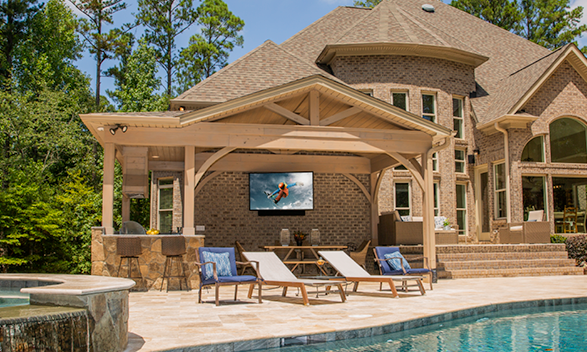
[249,172,313,210]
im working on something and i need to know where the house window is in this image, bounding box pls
[433,182,440,216]
[455,149,466,173]
[494,163,507,219]
[422,93,436,122]
[359,89,373,97]
[432,152,438,172]
[158,178,174,234]
[521,136,544,162]
[395,182,411,216]
[391,91,408,111]
[453,97,464,139]
[522,176,546,221]
[456,183,467,235]
[550,118,587,163]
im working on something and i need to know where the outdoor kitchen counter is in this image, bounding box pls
[91,227,205,290]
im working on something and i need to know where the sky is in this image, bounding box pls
[249,172,313,210]
[74,0,587,99]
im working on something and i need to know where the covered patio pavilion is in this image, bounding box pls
[81,75,452,277]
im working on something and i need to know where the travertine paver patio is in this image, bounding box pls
[125,275,587,352]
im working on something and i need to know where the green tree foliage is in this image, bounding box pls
[450,0,521,31]
[353,0,381,7]
[516,0,587,50]
[12,0,90,97]
[136,0,200,96]
[176,0,244,93]
[451,0,587,50]
[107,38,168,111]
[70,0,128,111]
[0,0,41,86]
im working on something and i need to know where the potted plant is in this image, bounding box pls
[293,230,307,246]
[443,219,452,231]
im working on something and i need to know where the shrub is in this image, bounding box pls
[550,234,567,243]
[565,235,587,265]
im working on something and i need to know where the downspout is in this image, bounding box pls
[494,122,511,223]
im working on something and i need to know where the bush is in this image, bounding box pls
[551,234,567,243]
[565,235,587,265]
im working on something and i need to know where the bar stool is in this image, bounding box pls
[161,236,189,292]
[116,237,143,279]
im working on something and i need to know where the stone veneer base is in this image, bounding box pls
[159,297,587,352]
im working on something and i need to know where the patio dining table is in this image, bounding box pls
[261,245,347,275]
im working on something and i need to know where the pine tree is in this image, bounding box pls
[176,0,244,93]
[450,0,521,31]
[135,0,199,97]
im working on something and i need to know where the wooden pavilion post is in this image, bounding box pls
[184,146,196,235]
[102,143,115,234]
[421,152,437,276]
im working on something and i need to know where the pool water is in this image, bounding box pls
[265,304,587,352]
[0,289,30,308]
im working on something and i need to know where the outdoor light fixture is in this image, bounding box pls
[474,149,480,156]
[179,106,185,111]
[109,124,128,135]
[97,126,104,132]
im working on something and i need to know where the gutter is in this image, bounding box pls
[494,122,511,223]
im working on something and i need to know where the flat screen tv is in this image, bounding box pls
[249,172,314,211]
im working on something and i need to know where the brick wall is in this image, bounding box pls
[331,55,478,239]
[192,172,372,250]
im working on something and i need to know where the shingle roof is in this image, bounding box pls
[173,40,341,104]
[175,0,568,125]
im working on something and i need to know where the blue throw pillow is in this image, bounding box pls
[384,252,411,271]
[202,251,232,280]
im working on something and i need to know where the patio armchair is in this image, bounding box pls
[242,251,347,306]
[373,246,433,290]
[349,240,371,270]
[318,250,425,297]
[195,247,262,306]
[378,211,423,245]
[499,210,550,244]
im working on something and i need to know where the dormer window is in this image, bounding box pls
[391,91,408,111]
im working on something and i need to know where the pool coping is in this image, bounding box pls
[162,296,587,352]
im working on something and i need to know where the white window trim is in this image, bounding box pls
[433,182,440,216]
[494,163,507,219]
[158,178,174,231]
[453,97,464,139]
[455,148,466,174]
[456,183,467,236]
[391,90,409,111]
[359,89,373,97]
[432,152,439,172]
[421,92,437,123]
[394,181,411,216]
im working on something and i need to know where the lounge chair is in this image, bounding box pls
[318,251,425,296]
[374,246,433,290]
[195,247,262,306]
[242,251,347,306]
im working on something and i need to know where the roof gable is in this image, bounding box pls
[172,40,340,106]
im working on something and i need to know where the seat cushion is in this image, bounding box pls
[202,251,232,280]
[384,252,411,271]
[509,225,523,232]
[406,268,430,274]
[201,275,258,285]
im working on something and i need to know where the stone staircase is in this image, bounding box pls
[401,244,583,279]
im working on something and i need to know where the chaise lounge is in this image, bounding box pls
[242,251,347,306]
[318,250,425,297]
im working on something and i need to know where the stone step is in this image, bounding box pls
[436,251,570,261]
[438,267,584,279]
[438,258,577,271]
[399,243,567,255]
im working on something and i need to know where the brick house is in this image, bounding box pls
[82,0,587,273]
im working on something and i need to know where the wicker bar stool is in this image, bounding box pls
[116,237,143,279]
[161,236,189,292]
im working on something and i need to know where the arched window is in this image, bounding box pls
[521,136,544,162]
[550,118,587,163]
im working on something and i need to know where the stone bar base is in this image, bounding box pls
[91,227,204,291]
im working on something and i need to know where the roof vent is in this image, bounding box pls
[422,4,435,12]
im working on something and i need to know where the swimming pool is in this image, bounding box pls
[0,288,29,308]
[262,303,587,351]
